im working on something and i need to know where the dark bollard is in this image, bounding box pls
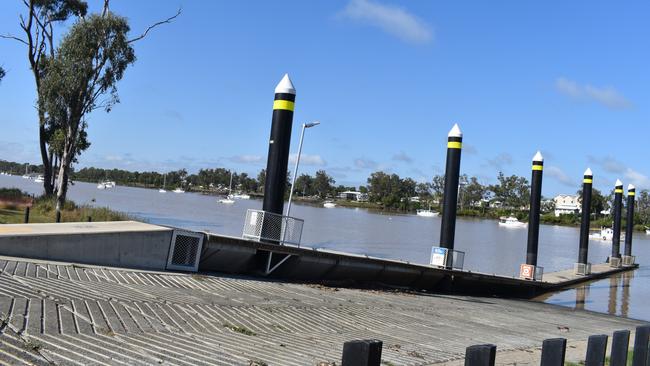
[87,216,92,222]
[623,184,636,265]
[262,73,296,217]
[525,151,544,270]
[341,340,382,366]
[609,330,630,366]
[24,206,30,224]
[540,338,566,366]
[261,74,296,243]
[632,325,650,366]
[611,179,624,266]
[464,344,496,366]
[576,168,593,275]
[439,124,463,268]
[585,334,608,366]
[55,210,61,223]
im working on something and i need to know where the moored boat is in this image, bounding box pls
[498,216,526,228]
[416,209,439,217]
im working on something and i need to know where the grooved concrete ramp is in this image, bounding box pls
[0,256,643,365]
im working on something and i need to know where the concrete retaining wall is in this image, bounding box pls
[0,221,173,270]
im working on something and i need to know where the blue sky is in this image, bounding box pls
[1,0,648,197]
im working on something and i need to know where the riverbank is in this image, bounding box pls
[0,189,132,224]
[326,198,647,232]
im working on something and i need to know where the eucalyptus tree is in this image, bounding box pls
[0,67,5,82]
[1,0,88,195]
[3,1,180,203]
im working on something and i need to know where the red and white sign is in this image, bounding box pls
[520,264,535,280]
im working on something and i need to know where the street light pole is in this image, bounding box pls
[286,121,320,216]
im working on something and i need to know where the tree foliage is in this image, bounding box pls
[489,172,530,209]
[40,12,136,210]
[0,67,5,82]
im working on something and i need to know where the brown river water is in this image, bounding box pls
[2,174,649,321]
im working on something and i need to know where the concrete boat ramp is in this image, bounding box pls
[0,221,643,365]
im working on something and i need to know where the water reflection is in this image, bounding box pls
[575,285,587,310]
[538,267,646,320]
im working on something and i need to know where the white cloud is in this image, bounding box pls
[588,155,625,174]
[354,158,378,169]
[485,153,513,170]
[392,151,413,163]
[556,77,632,109]
[230,155,264,164]
[546,166,575,187]
[339,0,433,44]
[289,154,326,166]
[624,168,650,190]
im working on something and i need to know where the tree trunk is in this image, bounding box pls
[38,112,54,195]
[55,140,74,213]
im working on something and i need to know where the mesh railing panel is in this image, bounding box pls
[243,209,304,246]
[171,234,200,267]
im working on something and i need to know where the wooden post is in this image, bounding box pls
[609,330,630,366]
[632,325,650,366]
[465,344,496,366]
[541,338,566,366]
[55,210,61,223]
[585,335,608,366]
[23,206,30,224]
[341,340,382,366]
[87,216,92,222]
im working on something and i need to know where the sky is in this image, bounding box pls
[1,0,649,197]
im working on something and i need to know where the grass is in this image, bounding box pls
[565,350,635,366]
[0,194,132,224]
[223,323,256,336]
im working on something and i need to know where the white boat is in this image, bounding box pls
[646,228,650,235]
[34,175,44,183]
[218,195,235,205]
[159,174,167,193]
[416,209,439,217]
[232,193,250,200]
[323,201,337,208]
[498,216,527,228]
[218,171,235,204]
[590,227,614,241]
[173,187,185,193]
[98,180,115,189]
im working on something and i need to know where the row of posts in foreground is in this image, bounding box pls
[342,324,650,366]
[258,74,637,278]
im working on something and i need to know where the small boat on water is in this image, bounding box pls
[590,227,616,241]
[173,187,185,193]
[232,193,250,200]
[34,175,44,183]
[498,216,527,228]
[159,174,167,193]
[416,209,439,217]
[646,228,650,235]
[323,201,337,208]
[97,183,106,190]
[218,195,235,204]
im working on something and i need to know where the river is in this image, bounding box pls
[2,174,649,321]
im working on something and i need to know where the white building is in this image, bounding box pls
[338,191,369,202]
[553,194,581,217]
